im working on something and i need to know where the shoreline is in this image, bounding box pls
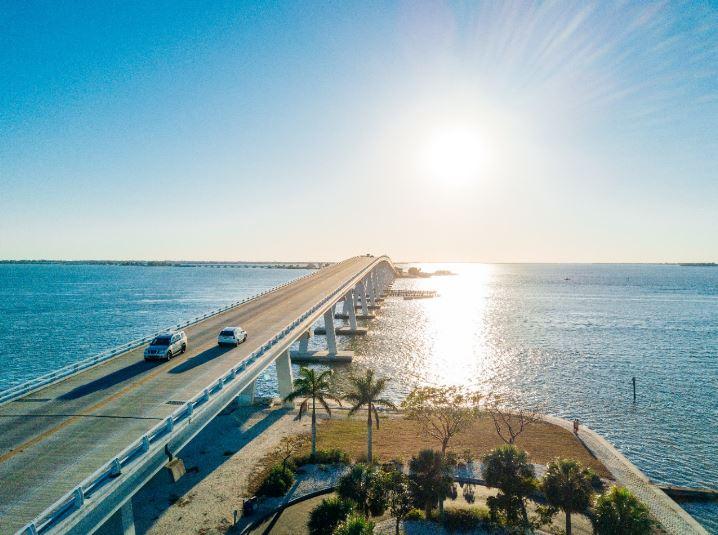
[129,397,708,535]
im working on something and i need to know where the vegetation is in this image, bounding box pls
[344,369,397,462]
[401,386,481,453]
[257,463,295,497]
[308,496,354,535]
[486,395,543,445]
[307,412,610,477]
[404,508,426,521]
[541,458,595,535]
[441,506,491,532]
[593,486,653,535]
[336,464,390,517]
[408,449,453,517]
[333,513,375,535]
[284,367,342,454]
[293,448,350,467]
[385,471,413,535]
[482,445,537,527]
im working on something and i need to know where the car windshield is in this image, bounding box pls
[151,337,171,346]
[220,330,235,337]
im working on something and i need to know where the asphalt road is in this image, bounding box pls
[0,256,376,533]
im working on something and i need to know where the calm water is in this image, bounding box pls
[1,263,716,531]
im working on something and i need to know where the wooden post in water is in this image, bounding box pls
[632,376,636,402]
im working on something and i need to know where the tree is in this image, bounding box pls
[402,386,481,453]
[408,449,453,518]
[485,395,543,445]
[283,367,341,455]
[386,471,413,535]
[542,459,594,535]
[344,369,397,462]
[279,435,305,473]
[482,445,537,527]
[593,486,653,535]
[337,464,389,517]
[308,496,354,535]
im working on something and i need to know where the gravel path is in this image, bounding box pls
[543,415,708,535]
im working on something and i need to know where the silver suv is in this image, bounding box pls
[144,331,187,361]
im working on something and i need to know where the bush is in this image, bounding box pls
[593,486,653,535]
[333,513,374,535]
[295,449,350,467]
[308,496,354,535]
[442,506,490,532]
[404,508,425,521]
[257,464,294,497]
[337,464,390,517]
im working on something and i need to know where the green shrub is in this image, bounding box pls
[308,496,354,535]
[257,464,294,497]
[295,449,350,466]
[333,513,374,535]
[441,506,490,532]
[593,486,653,535]
[404,508,426,521]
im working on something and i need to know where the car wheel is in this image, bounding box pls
[243,334,247,342]
[166,351,172,361]
[181,344,186,354]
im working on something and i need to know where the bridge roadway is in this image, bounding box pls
[0,256,388,534]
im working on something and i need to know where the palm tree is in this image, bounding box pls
[542,459,594,535]
[344,369,396,462]
[593,486,653,535]
[482,445,537,527]
[283,367,341,455]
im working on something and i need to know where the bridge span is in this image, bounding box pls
[0,255,395,535]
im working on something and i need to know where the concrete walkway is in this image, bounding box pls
[543,415,709,535]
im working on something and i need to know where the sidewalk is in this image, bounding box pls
[543,415,709,535]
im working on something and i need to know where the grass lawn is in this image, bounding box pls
[310,412,610,478]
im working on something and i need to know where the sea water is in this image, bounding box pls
[0,263,716,531]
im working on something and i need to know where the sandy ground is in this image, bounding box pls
[132,401,311,535]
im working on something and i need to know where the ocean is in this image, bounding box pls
[0,262,716,531]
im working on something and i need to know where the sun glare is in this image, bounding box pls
[420,125,487,185]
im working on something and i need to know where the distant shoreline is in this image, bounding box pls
[0,260,325,269]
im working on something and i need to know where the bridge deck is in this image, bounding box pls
[0,256,376,533]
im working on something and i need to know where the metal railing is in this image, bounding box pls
[17,256,392,535]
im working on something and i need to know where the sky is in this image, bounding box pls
[1,1,717,263]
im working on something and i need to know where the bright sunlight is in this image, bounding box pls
[419,124,488,186]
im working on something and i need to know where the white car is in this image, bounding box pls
[144,331,187,361]
[218,326,247,347]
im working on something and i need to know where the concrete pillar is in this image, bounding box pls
[323,306,337,354]
[357,281,369,315]
[276,349,294,408]
[102,500,135,535]
[346,291,358,330]
[367,273,377,307]
[341,295,350,315]
[298,330,311,352]
[236,379,256,406]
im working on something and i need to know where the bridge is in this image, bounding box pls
[0,255,395,535]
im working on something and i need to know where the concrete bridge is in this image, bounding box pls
[0,255,395,535]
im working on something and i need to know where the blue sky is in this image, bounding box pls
[1,1,717,262]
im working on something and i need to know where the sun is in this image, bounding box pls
[420,124,487,185]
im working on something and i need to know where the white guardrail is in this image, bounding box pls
[16,256,391,535]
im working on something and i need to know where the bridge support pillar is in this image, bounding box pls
[346,291,358,330]
[323,306,337,354]
[236,379,256,406]
[358,280,369,315]
[101,499,135,535]
[298,330,312,352]
[276,349,294,408]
